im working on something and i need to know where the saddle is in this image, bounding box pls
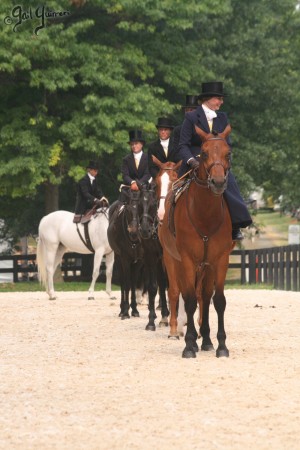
[73,207,97,253]
[73,205,98,224]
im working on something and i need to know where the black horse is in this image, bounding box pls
[108,184,169,330]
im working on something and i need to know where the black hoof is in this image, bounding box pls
[216,348,229,358]
[201,344,214,351]
[145,324,156,331]
[121,314,130,320]
[193,342,199,353]
[182,348,196,358]
[131,310,140,317]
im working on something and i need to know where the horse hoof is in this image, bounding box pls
[216,348,229,358]
[88,296,94,300]
[182,348,196,358]
[168,335,180,340]
[158,321,168,328]
[201,344,214,352]
[131,311,140,317]
[193,342,199,353]
[145,324,156,331]
[121,314,130,320]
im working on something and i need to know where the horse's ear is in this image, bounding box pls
[219,124,232,139]
[152,155,163,168]
[195,125,209,141]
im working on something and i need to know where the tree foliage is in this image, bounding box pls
[0,0,299,246]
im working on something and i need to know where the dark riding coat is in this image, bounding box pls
[74,174,104,215]
[121,152,151,186]
[147,136,180,179]
[178,106,252,229]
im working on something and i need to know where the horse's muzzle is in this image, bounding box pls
[209,177,228,195]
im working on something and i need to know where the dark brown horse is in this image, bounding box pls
[158,125,235,358]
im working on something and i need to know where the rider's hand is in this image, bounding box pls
[189,158,200,170]
[130,181,139,191]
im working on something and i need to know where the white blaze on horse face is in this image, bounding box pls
[158,172,170,221]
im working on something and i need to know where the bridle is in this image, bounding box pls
[193,137,231,190]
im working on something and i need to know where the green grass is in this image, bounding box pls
[255,211,296,234]
[0,281,120,293]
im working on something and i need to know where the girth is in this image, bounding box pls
[76,222,95,253]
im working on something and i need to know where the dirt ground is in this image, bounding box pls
[0,289,299,450]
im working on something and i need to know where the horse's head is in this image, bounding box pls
[194,124,231,195]
[152,155,181,221]
[138,183,158,239]
[127,191,140,240]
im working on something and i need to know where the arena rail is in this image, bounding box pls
[0,245,299,291]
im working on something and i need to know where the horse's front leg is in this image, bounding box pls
[200,274,215,352]
[157,261,169,328]
[145,267,157,331]
[129,261,141,317]
[182,291,198,358]
[213,288,228,357]
[213,263,229,357]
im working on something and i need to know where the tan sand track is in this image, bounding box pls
[0,289,299,450]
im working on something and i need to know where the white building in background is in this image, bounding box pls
[248,187,265,209]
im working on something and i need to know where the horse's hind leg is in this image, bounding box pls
[105,250,114,298]
[88,249,103,300]
[44,245,60,300]
[177,294,187,337]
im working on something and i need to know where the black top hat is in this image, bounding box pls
[87,160,99,170]
[182,95,200,108]
[198,81,227,99]
[155,117,175,129]
[128,129,145,143]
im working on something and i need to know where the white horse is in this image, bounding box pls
[37,208,114,300]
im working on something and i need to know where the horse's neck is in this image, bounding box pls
[189,181,223,218]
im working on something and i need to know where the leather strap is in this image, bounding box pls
[76,223,95,253]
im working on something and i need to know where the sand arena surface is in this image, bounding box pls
[0,289,299,450]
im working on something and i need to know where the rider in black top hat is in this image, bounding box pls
[119,130,151,202]
[172,95,200,154]
[74,160,108,222]
[178,82,252,240]
[147,117,179,179]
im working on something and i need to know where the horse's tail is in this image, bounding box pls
[36,236,47,289]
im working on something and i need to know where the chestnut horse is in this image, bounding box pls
[159,125,235,358]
